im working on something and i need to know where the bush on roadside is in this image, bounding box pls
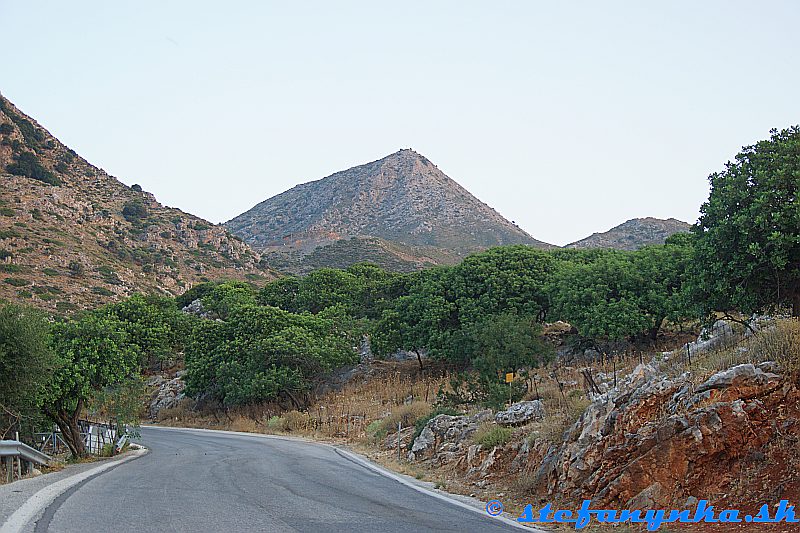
[472,423,513,448]
[379,401,431,434]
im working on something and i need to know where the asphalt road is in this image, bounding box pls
[32,426,527,533]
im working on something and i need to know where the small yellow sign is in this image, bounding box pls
[505,372,514,383]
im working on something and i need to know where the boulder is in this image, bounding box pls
[694,363,780,394]
[408,410,493,461]
[494,400,545,426]
[147,373,186,418]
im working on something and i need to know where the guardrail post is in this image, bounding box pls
[5,457,12,483]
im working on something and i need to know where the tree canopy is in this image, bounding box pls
[693,126,800,317]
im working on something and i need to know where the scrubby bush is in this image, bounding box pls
[379,401,431,434]
[68,261,85,276]
[6,152,60,185]
[472,423,513,448]
[266,415,283,431]
[122,200,148,222]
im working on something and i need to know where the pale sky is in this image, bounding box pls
[1,1,798,246]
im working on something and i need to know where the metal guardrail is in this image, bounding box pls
[0,440,51,483]
[0,440,51,465]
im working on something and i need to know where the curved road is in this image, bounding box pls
[33,426,526,532]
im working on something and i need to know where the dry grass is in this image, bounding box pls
[660,318,800,387]
[304,365,450,440]
[378,402,431,434]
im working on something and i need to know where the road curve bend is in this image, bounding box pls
[30,426,534,532]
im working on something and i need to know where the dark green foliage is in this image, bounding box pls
[184,305,357,406]
[258,263,406,319]
[0,123,13,135]
[548,240,692,340]
[97,294,195,368]
[44,313,139,456]
[6,151,60,185]
[68,261,85,276]
[4,277,30,287]
[0,304,56,438]
[181,280,257,319]
[54,161,68,174]
[92,286,114,296]
[131,184,143,192]
[122,200,148,222]
[693,126,800,317]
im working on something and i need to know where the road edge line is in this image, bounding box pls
[0,448,148,533]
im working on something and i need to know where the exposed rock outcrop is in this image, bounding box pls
[532,362,791,508]
[408,410,494,463]
[147,372,186,419]
[494,401,544,426]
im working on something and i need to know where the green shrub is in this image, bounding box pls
[0,123,13,135]
[68,261,84,276]
[4,277,30,287]
[0,264,23,273]
[54,161,68,174]
[122,200,148,222]
[6,152,60,185]
[0,207,15,216]
[366,420,383,438]
[0,229,21,239]
[92,286,115,296]
[42,268,59,276]
[472,423,513,448]
[266,416,283,431]
[55,301,77,311]
[16,290,32,299]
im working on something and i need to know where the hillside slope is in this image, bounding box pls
[226,149,552,272]
[0,94,273,312]
[566,217,690,250]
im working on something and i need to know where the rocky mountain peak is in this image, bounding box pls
[226,150,552,273]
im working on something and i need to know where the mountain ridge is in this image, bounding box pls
[226,149,553,272]
[565,217,691,250]
[0,93,274,311]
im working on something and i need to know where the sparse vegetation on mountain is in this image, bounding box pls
[566,217,691,250]
[6,151,60,185]
[0,94,273,310]
[226,149,551,273]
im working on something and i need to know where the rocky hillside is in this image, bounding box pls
[401,318,799,519]
[0,94,273,312]
[566,217,690,250]
[226,149,552,272]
